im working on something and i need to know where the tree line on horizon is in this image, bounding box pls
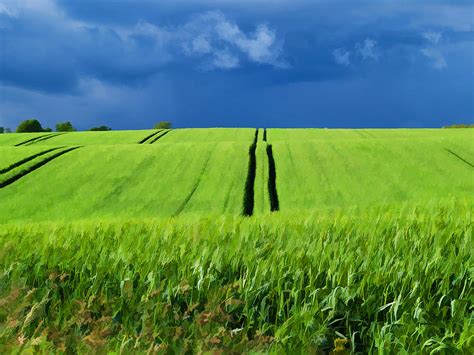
[0,119,172,133]
[1,120,472,134]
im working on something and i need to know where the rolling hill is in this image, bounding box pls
[0,128,472,353]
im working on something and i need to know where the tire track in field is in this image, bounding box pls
[445,148,474,168]
[149,130,170,144]
[173,143,218,216]
[222,172,239,213]
[15,133,64,146]
[285,141,300,182]
[0,147,64,174]
[138,130,162,144]
[0,146,81,188]
[242,129,259,216]
[266,144,280,211]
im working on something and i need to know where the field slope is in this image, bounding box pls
[0,127,472,353]
[0,142,251,222]
[268,136,473,211]
[28,130,158,145]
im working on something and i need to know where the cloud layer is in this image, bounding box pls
[182,11,286,69]
[0,0,473,129]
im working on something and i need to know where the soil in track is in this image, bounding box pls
[242,129,259,216]
[138,130,162,144]
[149,130,171,144]
[266,144,280,211]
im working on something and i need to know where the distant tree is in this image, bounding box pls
[153,121,172,129]
[44,127,53,132]
[16,119,45,133]
[443,124,474,128]
[5,127,11,133]
[56,121,76,132]
[0,127,4,133]
[89,125,112,131]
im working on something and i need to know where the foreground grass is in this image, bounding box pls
[0,199,472,353]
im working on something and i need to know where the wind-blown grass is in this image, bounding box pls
[0,199,472,353]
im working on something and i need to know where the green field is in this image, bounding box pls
[272,138,473,211]
[0,142,249,222]
[28,130,160,145]
[0,132,56,146]
[0,128,472,352]
[0,146,58,170]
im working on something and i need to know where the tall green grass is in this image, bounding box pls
[0,199,472,353]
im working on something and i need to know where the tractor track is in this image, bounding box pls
[0,146,81,188]
[138,130,162,144]
[15,133,64,146]
[266,144,280,211]
[173,144,218,216]
[242,129,259,216]
[149,130,170,144]
[0,147,63,174]
[445,148,474,168]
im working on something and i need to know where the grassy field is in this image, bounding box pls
[269,138,473,211]
[0,128,472,352]
[0,146,59,170]
[0,142,250,222]
[158,128,255,143]
[30,130,158,145]
[267,127,474,141]
[0,132,56,146]
[0,200,472,353]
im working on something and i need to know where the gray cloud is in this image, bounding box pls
[422,31,442,45]
[332,38,381,67]
[356,38,380,61]
[420,47,447,69]
[0,3,17,17]
[420,31,447,69]
[333,48,351,66]
[211,49,240,69]
[182,11,287,69]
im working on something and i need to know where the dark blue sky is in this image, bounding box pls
[0,0,473,129]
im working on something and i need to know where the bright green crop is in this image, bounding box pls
[0,128,472,353]
[0,142,249,222]
[269,133,473,212]
[31,130,156,145]
[0,200,472,352]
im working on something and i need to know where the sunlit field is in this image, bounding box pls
[0,128,472,352]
